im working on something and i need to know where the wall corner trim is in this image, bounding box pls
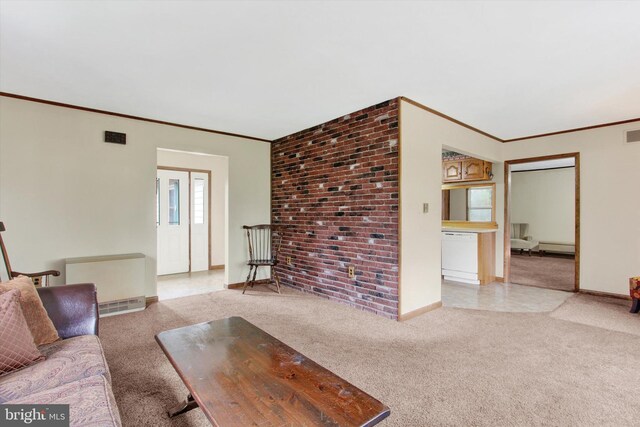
[398,301,443,321]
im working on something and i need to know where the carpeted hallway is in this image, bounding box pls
[510,253,575,291]
[100,287,640,426]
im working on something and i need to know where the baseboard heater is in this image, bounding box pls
[65,253,146,317]
[98,296,146,317]
[538,242,575,255]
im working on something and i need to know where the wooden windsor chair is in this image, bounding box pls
[242,224,284,294]
[0,221,61,286]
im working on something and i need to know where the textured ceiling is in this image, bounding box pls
[1,1,639,141]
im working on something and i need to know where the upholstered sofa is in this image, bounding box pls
[0,284,122,426]
[631,277,639,314]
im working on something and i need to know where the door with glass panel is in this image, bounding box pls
[157,169,190,275]
[190,172,209,272]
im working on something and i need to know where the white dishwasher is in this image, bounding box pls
[442,232,479,284]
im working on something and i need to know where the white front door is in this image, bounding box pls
[157,169,190,275]
[190,172,209,272]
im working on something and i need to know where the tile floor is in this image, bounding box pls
[157,270,573,313]
[442,279,573,312]
[157,269,225,301]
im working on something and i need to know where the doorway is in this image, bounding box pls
[156,167,211,275]
[504,153,580,292]
[156,148,228,301]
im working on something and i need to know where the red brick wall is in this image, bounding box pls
[271,98,399,319]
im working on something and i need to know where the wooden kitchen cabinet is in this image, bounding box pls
[462,159,485,180]
[443,158,492,183]
[443,161,462,181]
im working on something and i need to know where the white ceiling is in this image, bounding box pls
[511,158,575,171]
[1,1,639,141]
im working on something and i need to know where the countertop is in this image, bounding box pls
[442,228,498,233]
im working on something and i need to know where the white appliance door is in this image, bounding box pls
[190,172,209,272]
[442,232,478,273]
[157,170,190,275]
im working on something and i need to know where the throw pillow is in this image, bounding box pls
[0,289,44,375]
[0,276,59,346]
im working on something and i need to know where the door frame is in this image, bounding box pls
[157,166,213,272]
[503,152,580,291]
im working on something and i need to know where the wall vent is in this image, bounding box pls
[98,296,145,317]
[626,129,640,143]
[104,131,126,145]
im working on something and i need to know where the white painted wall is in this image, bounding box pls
[156,149,228,267]
[2,93,635,309]
[399,100,504,315]
[0,96,270,297]
[502,124,640,295]
[405,110,639,297]
[511,168,575,244]
[399,101,442,315]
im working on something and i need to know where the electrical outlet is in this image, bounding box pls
[423,203,429,213]
[348,266,356,278]
[286,256,292,265]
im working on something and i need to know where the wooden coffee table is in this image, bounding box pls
[155,316,390,426]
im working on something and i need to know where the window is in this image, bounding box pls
[467,187,492,221]
[194,178,205,225]
[168,179,180,225]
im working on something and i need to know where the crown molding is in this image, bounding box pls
[0,92,272,143]
[502,118,640,142]
[399,96,640,143]
[399,96,503,142]
[3,91,638,144]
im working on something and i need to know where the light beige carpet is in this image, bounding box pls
[551,293,639,337]
[100,287,640,426]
